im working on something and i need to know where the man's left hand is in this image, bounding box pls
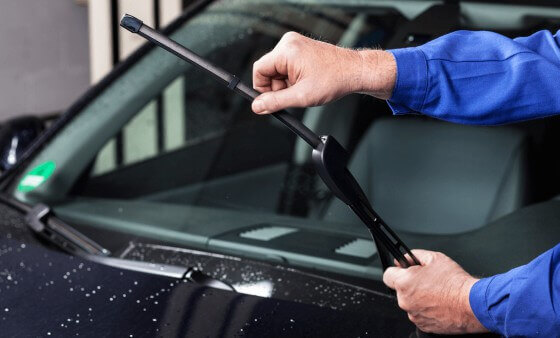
[383,249,488,334]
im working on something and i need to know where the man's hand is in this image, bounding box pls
[251,32,396,114]
[383,249,488,334]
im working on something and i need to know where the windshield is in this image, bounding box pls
[10,0,560,282]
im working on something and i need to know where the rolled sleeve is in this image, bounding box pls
[386,47,428,114]
[467,245,560,336]
[385,30,560,125]
[469,276,500,333]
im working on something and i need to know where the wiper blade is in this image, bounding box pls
[86,254,236,292]
[26,203,111,257]
[120,15,419,269]
[22,202,235,291]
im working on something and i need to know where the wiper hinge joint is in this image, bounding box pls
[25,203,110,257]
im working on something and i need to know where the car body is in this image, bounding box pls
[1,0,560,336]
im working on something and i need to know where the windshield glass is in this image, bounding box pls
[10,0,560,283]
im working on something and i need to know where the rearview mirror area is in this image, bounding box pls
[0,116,46,171]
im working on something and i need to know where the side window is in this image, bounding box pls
[92,77,187,175]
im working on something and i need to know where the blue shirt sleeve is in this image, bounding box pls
[387,30,560,125]
[469,243,560,336]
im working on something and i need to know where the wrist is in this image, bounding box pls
[356,50,397,100]
[459,276,488,333]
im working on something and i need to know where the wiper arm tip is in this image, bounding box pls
[120,14,143,33]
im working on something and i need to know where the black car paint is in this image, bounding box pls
[0,201,421,337]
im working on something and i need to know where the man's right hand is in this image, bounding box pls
[251,32,397,114]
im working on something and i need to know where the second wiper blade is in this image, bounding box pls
[119,14,419,269]
[26,203,110,257]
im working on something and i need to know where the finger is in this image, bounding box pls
[382,266,407,290]
[251,84,306,114]
[271,78,288,91]
[408,249,437,265]
[407,313,419,323]
[252,51,286,92]
[402,253,419,267]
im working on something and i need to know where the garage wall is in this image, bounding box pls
[88,0,185,174]
[88,0,184,82]
[0,0,90,121]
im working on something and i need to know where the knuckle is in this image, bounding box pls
[281,31,301,43]
[280,33,303,53]
[407,313,417,323]
[397,296,410,311]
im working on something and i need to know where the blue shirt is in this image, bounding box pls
[388,30,560,336]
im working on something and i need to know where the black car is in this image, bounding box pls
[2,0,560,336]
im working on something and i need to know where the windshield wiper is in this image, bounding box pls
[0,196,235,291]
[120,15,420,269]
[26,203,111,256]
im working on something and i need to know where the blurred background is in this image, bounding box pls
[0,0,187,122]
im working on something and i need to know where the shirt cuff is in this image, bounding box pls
[469,276,498,333]
[386,47,429,115]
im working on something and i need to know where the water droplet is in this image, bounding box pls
[133,281,138,285]
[152,318,157,322]
[47,332,51,336]
[4,308,8,312]
[20,244,25,249]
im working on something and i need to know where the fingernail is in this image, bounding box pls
[253,99,264,114]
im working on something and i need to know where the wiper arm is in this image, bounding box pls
[26,203,111,257]
[86,254,235,292]
[120,15,419,269]
[21,202,235,291]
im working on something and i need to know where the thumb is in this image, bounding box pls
[409,249,438,265]
[252,85,306,114]
[383,266,407,290]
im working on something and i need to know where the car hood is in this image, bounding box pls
[0,201,416,337]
